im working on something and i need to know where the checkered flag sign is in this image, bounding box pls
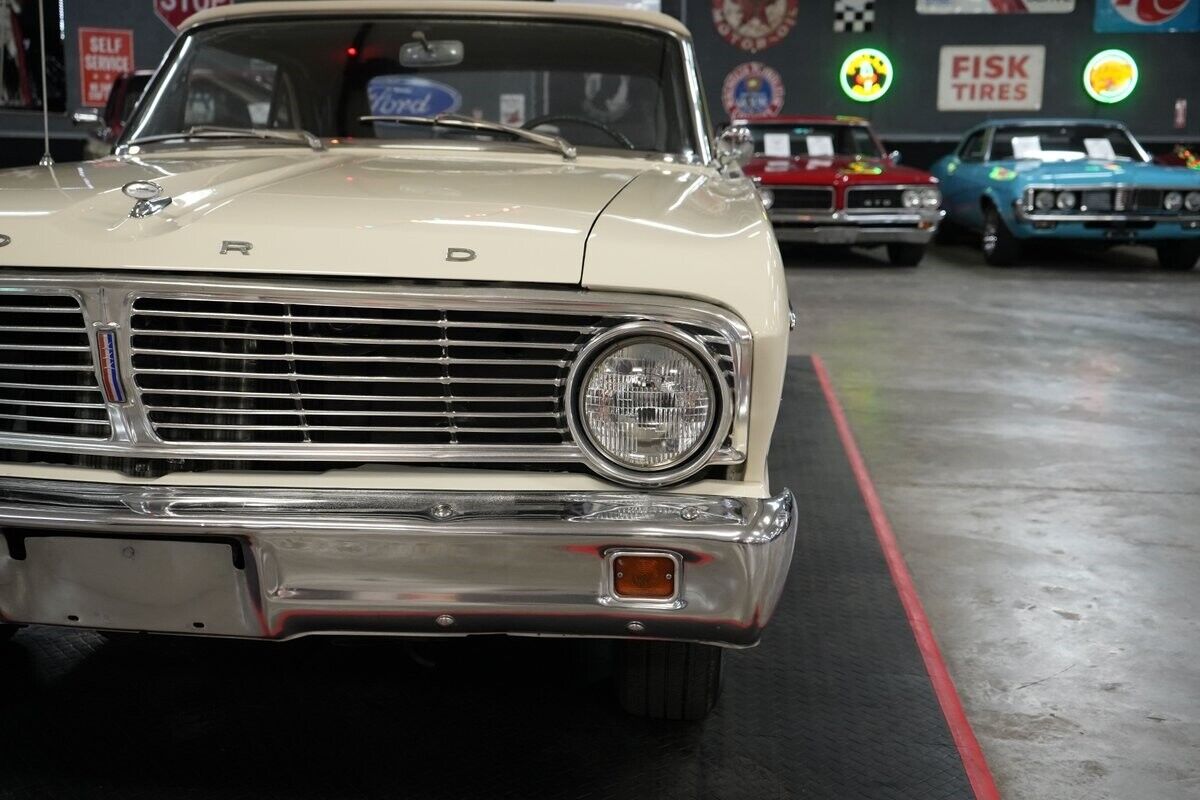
[834,0,875,32]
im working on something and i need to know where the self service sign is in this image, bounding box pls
[78,28,135,107]
[937,45,1045,111]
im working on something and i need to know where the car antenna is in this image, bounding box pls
[36,0,54,167]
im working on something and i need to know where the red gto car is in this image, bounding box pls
[739,116,944,266]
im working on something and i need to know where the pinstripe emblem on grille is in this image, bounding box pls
[96,329,127,404]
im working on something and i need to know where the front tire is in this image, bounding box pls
[1156,241,1200,272]
[616,640,723,721]
[982,206,1020,266]
[887,243,926,266]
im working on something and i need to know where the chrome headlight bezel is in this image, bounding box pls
[565,321,732,487]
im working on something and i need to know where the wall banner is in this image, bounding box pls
[1094,0,1200,32]
[722,62,785,117]
[918,0,1073,13]
[937,45,1045,110]
[711,0,800,53]
[78,28,135,107]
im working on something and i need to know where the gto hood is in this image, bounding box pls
[0,149,647,284]
[744,155,936,186]
[992,158,1200,188]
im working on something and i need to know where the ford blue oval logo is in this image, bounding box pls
[367,76,461,117]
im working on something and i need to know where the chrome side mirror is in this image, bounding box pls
[715,125,754,171]
[889,149,902,165]
[72,108,102,126]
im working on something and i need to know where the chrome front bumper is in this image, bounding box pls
[0,479,797,648]
[770,210,944,245]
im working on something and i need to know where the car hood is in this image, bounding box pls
[0,148,647,284]
[991,158,1200,188]
[743,155,935,186]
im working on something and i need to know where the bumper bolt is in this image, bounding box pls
[431,503,455,520]
[435,614,455,628]
[626,621,645,633]
[680,506,702,521]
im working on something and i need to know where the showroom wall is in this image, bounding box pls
[677,0,1199,144]
[0,0,1197,168]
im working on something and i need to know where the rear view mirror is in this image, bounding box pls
[399,38,464,68]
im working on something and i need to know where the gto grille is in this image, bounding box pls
[846,188,904,210]
[129,298,600,446]
[0,295,110,439]
[771,187,834,211]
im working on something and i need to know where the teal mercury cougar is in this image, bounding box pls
[932,119,1200,270]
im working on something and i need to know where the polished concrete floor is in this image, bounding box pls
[785,242,1200,800]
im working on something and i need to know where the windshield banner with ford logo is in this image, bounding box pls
[367,76,462,117]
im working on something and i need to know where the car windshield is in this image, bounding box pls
[990,125,1145,162]
[124,17,700,157]
[745,123,882,159]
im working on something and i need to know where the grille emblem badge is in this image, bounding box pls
[96,329,128,403]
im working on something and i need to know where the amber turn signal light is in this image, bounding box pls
[612,554,677,599]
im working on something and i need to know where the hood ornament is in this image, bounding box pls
[122,181,171,218]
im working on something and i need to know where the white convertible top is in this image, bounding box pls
[183,1,692,38]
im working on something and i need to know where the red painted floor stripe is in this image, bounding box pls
[811,354,1002,800]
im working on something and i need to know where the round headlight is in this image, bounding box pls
[1056,191,1077,210]
[1164,191,1184,212]
[920,187,941,209]
[758,187,775,210]
[1034,191,1055,211]
[901,189,922,209]
[1185,191,1200,212]
[571,327,723,480]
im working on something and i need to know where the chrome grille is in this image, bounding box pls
[129,298,598,446]
[0,295,110,439]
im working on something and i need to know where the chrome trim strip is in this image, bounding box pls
[770,209,945,226]
[0,272,751,481]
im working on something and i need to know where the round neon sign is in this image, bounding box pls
[1084,49,1139,104]
[839,48,893,103]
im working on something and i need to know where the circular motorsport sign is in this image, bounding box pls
[1112,0,1191,24]
[711,0,800,53]
[1084,49,1139,104]
[840,48,893,103]
[722,62,785,118]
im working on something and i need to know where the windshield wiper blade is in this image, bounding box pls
[359,113,577,160]
[122,126,326,153]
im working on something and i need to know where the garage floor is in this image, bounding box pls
[786,242,1200,800]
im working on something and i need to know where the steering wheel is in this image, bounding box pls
[522,115,636,150]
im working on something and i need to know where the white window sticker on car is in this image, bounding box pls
[1011,135,1042,160]
[763,133,792,157]
[806,135,835,157]
[1083,137,1116,160]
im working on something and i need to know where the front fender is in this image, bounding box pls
[581,166,788,490]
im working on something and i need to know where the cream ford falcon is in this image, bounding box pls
[0,1,794,719]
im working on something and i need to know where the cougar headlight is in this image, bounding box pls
[567,322,729,485]
[1163,191,1184,212]
[1056,191,1078,210]
[1034,191,1055,211]
[1185,191,1200,212]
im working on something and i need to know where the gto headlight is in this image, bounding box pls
[1164,191,1184,212]
[901,189,922,209]
[1056,191,1077,210]
[758,187,775,210]
[569,324,726,483]
[1185,191,1200,212]
[1034,191,1055,211]
[919,187,941,209]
